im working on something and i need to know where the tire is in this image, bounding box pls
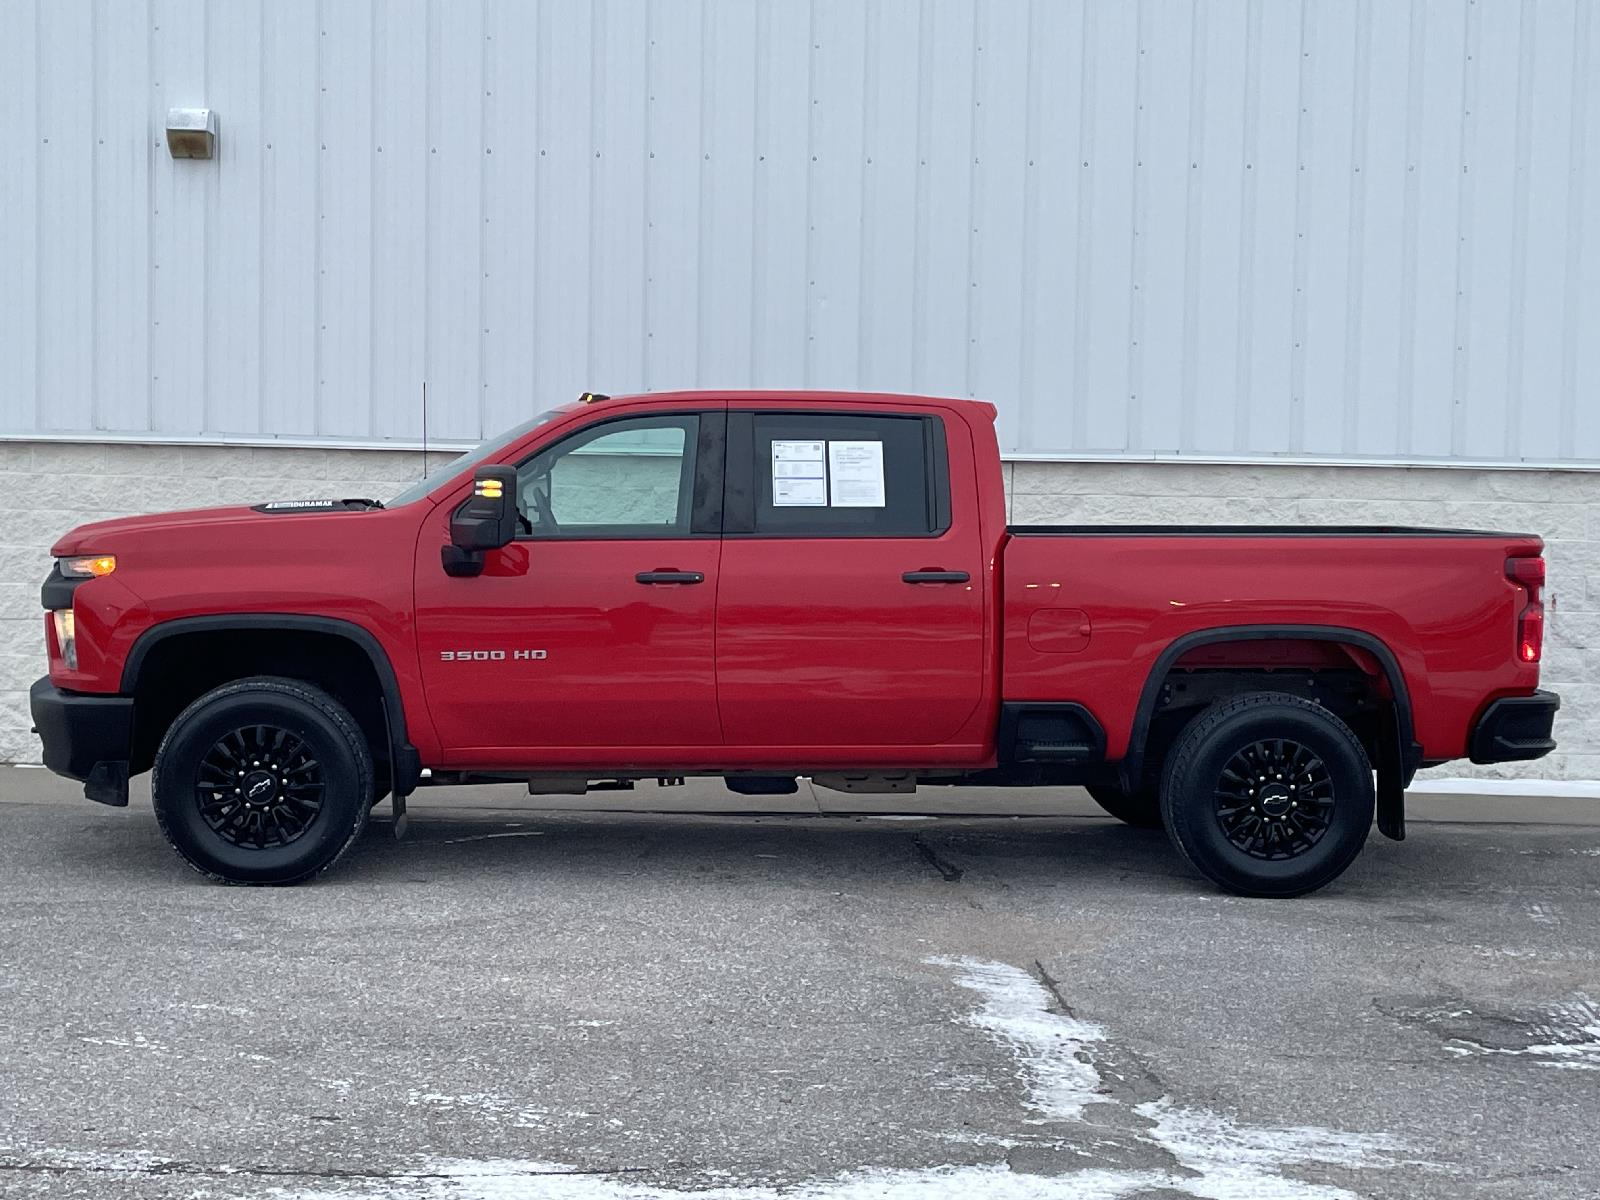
[1086,783,1163,830]
[152,676,373,885]
[1160,691,1374,898]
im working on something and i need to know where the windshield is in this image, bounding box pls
[386,408,566,508]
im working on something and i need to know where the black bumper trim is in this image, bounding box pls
[29,677,135,805]
[40,563,82,611]
[1469,690,1560,765]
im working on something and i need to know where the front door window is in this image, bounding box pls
[517,415,699,538]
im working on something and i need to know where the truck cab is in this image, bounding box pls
[411,394,1001,770]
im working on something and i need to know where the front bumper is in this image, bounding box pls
[29,677,134,806]
[1469,690,1560,765]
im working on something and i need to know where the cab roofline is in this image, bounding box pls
[600,389,998,419]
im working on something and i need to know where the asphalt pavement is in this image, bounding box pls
[1,767,1597,1200]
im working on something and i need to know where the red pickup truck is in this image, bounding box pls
[31,391,1558,896]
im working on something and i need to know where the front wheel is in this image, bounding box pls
[1160,692,1374,898]
[152,677,373,885]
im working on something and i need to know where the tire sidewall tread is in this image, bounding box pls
[1159,691,1375,898]
[152,676,372,885]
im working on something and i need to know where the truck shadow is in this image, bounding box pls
[320,812,1479,911]
[332,808,1262,897]
[34,794,1422,899]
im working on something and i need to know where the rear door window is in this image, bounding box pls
[740,412,947,537]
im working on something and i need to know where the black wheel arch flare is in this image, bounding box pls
[120,614,422,799]
[1119,624,1421,842]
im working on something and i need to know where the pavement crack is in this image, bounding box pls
[0,1156,645,1183]
[912,835,964,881]
[1033,959,1172,1104]
[1032,959,1077,1018]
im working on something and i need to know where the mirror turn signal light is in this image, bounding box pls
[474,480,504,499]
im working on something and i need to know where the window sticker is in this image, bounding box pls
[771,439,827,506]
[826,440,886,508]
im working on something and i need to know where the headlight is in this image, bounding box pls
[52,610,77,669]
[60,555,116,578]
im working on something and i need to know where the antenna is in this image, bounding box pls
[420,379,428,476]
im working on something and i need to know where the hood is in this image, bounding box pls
[50,500,386,556]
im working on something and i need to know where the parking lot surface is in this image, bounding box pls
[1,768,1597,1200]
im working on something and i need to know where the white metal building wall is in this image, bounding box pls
[1,0,1597,464]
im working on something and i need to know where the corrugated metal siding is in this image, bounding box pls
[2,0,1597,463]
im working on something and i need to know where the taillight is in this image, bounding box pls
[1506,556,1545,664]
[1519,603,1544,663]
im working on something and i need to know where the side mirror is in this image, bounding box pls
[443,466,518,577]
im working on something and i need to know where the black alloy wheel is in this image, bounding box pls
[195,724,326,849]
[1213,738,1335,860]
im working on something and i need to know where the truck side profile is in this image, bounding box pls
[31,391,1559,896]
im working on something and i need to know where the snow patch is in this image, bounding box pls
[277,1159,1176,1200]
[266,957,1402,1200]
[276,1151,1390,1200]
[1406,777,1600,798]
[1442,997,1600,1070]
[1140,1101,1404,1200]
[927,957,1402,1200]
[924,956,1105,1122]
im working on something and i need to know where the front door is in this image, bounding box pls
[413,409,724,766]
[714,409,987,755]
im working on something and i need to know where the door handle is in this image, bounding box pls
[902,569,970,584]
[636,570,705,585]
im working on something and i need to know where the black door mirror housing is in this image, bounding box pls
[443,465,519,577]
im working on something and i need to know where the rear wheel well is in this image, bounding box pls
[127,628,390,787]
[1129,637,1400,795]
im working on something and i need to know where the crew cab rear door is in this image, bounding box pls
[714,407,986,750]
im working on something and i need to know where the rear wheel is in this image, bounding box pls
[152,677,372,885]
[1086,782,1162,830]
[1160,692,1374,898]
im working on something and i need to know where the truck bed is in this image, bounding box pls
[1008,525,1534,538]
[1001,524,1545,763]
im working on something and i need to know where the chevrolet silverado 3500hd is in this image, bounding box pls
[31,391,1559,896]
